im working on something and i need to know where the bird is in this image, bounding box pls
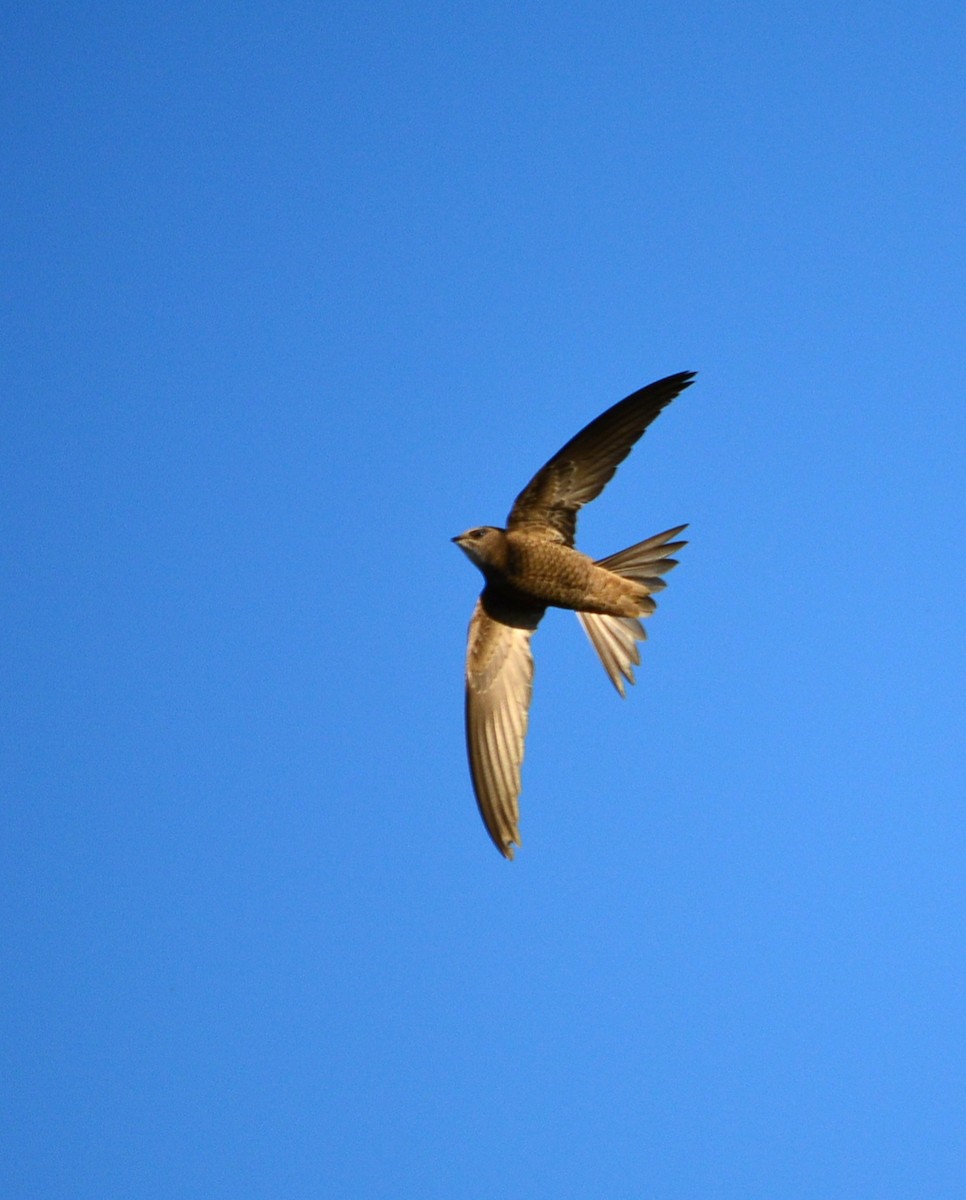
[452,370,695,858]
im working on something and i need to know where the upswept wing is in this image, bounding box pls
[464,591,543,859]
[506,371,695,545]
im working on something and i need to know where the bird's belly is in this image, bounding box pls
[505,538,636,615]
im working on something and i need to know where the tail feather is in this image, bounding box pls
[596,524,687,590]
[578,525,687,695]
[577,612,645,696]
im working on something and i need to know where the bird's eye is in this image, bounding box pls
[470,528,485,540]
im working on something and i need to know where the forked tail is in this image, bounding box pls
[577,524,687,695]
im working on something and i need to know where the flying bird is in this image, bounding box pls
[453,370,695,858]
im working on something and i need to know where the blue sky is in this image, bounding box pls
[3,3,966,1196]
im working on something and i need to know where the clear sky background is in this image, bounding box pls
[3,3,965,1197]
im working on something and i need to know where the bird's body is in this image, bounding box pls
[459,529,649,616]
[453,370,695,858]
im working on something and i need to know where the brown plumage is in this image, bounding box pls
[453,370,695,858]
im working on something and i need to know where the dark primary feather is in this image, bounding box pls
[506,370,696,546]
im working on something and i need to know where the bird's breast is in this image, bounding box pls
[503,535,602,611]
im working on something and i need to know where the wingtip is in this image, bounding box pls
[658,369,697,390]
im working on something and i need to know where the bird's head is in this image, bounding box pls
[451,526,508,574]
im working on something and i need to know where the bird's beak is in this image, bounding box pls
[451,535,463,545]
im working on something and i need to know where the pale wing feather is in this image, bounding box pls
[465,598,539,859]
